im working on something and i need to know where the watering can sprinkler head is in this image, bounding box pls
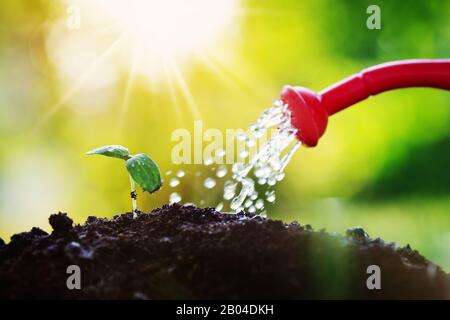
[281,85,327,147]
[281,59,450,147]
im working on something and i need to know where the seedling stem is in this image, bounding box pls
[129,175,138,218]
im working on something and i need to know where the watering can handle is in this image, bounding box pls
[320,59,450,116]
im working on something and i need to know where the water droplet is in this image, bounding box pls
[232,162,245,174]
[204,158,213,166]
[255,199,264,209]
[166,170,172,176]
[266,191,276,203]
[230,178,254,211]
[183,202,195,207]
[239,150,249,159]
[254,128,265,138]
[169,192,181,204]
[216,149,226,157]
[254,167,270,179]
[204,177,216,189]
[248,206,256,213]
[236,132,247,141]
[267,177,276,186]
[257,178,266,185]
[215,202,224,211]
[169,177,180,187]
[244,199,253,208]
[216,165,227,178]
[176,170,185,178]
[223,180,237,200]
[234,206,244,212]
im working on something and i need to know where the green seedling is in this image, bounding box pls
[86,145,162,218]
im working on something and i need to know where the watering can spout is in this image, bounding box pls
[281,59,450,147]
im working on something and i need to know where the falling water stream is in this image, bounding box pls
[168,99,301,215]
[222,99,300,214]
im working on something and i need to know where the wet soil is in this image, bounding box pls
[0,204,448,299]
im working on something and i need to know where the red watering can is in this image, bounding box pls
[281,59,450,146]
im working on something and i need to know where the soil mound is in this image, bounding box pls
[0,204,448,299]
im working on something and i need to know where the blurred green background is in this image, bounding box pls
[0,0,449,270]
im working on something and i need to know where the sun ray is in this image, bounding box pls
[32,34,125,132]
[162,61,184,126]
[166,59,203,121]
[199,48,267,104]
[192,50,239,90]
[115,42,140,138]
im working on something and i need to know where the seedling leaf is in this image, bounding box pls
[86,145,130,159]
[126,154,162,193]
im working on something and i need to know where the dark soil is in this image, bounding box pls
[0,204,448,299]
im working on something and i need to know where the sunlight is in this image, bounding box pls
[162,63,184,126]
[116,44,139,136]
[38,0,240,127]
[166,58,203,120]
[86,0,239,76]
[35,34,125,131]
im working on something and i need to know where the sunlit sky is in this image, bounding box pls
[43,0,240,122]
